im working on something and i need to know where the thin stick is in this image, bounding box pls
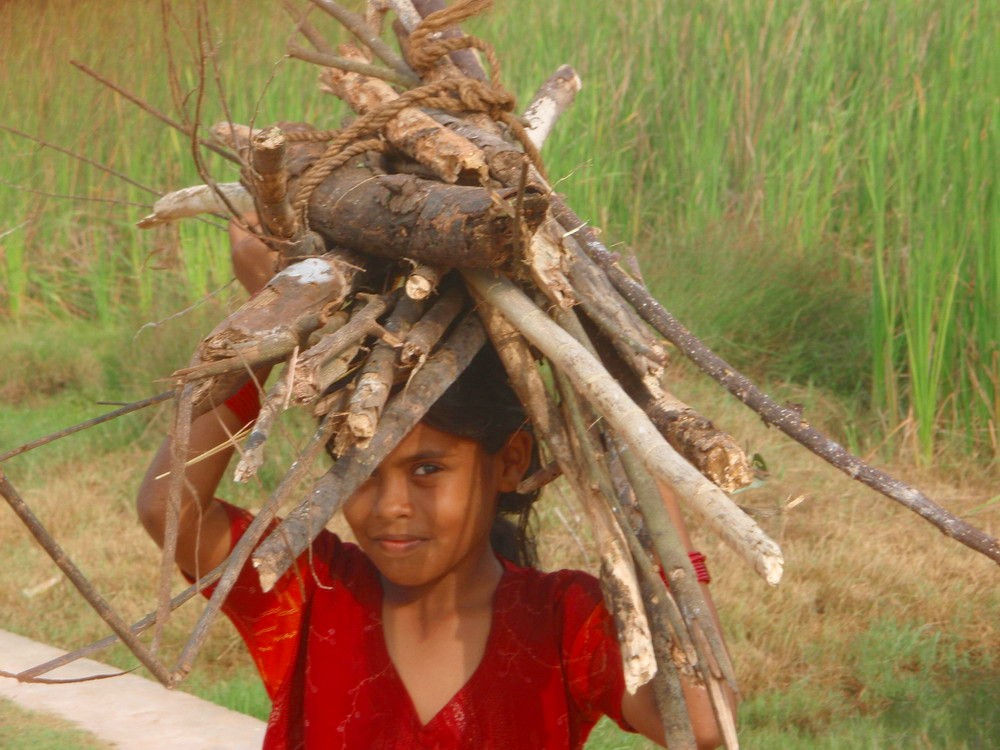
[287,43,420,88]
[69,60,240,166]
[307,0,419,84]
[551,199,1000,567]
[16,564,226,681]
[0,471,173,686]
[282,0,336,55]
[153,385,194,653]
[0,124,162,197]
[171,412,339,682]
[0,392,172,464]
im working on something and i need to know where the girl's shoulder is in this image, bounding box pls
[498,559,606,626]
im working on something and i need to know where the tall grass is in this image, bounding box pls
[3,0,995,457]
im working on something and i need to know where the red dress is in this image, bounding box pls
[210,502,632,749]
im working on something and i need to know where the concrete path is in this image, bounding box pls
[0,629,266,749]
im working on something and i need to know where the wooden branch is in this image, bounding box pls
[0,470,173,686]
[304,160,548,270]
[307,0,418,83]
[252,313,487,590]
[401,284,466,365]
[248,127,298,240]
[552,369,658,696]
[0,392,171,464]
[282,0,336,55]
[551,199,1000,567]
[69,60,240,166]
[287,42,420,88]
[183,253,360,416]
[322,45,488,183]
[584,318,754,494]
[136,182,254,228]
[15,563,226,681]
[290,293,397,406]
[522,64,582,151]
[465,270,784,585]
[344,295,426,445]
[405,263,445,300]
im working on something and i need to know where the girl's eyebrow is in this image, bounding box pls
[399,449,453,463]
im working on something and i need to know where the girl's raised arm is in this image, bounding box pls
[135,216,275,579]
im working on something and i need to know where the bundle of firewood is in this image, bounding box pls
[3,2,996,748]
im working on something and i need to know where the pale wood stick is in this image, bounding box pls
[136,182,254,228]
[344,295,425,445]
[522,64,582,151]
[153,385,193,653]
[400,284,467,365]
[0,471,173,686]
[465,270,784,585]
[554,375,698,750]
[405,263,446,300]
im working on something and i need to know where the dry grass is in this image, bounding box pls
[1,362,995,746]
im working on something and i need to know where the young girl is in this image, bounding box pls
[136,221,731,749]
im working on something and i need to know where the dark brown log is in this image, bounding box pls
[305,160,548,270]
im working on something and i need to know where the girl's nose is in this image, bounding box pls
[369,473,413,520]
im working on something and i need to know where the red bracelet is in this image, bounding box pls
[658,551,712,587]
[223,379,262,426]
[687,550,711,585]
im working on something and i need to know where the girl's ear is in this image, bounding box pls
[496,431,534,493]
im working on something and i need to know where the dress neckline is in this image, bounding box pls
[374,558,512,730]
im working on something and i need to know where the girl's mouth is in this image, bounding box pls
[372,537,426,555]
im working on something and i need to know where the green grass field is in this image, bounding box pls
[1,0,997,747]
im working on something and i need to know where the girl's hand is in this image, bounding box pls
[228,213,277,295]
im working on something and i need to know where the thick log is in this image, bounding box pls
[183,253,360,416]
[305,160,548,270]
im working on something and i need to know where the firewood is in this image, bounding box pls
[252,312,487,590]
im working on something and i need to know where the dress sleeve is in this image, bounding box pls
[559,574,634,733]
[186,500,339,700]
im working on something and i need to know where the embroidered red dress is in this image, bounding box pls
[210,502,631,749]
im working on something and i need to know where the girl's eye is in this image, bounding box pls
[413,464,443,477]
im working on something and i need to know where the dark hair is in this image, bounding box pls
[421,343,541,567]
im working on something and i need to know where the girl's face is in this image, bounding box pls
[344,423,532,591]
